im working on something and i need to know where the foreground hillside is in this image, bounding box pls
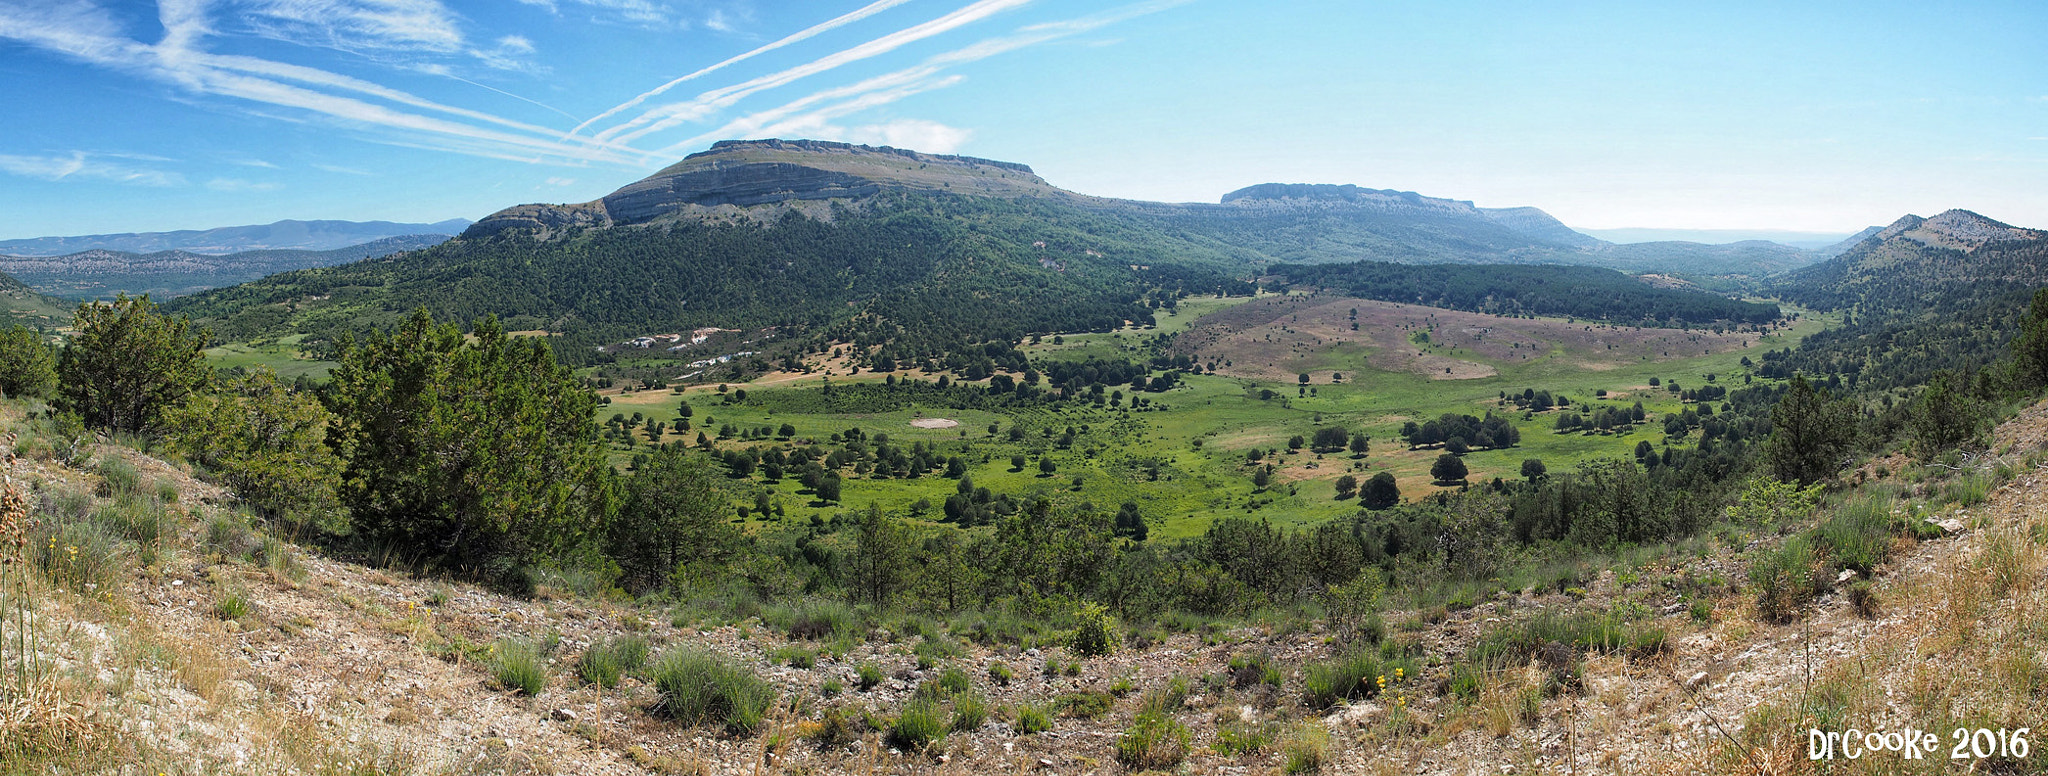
[5,391,2043,774]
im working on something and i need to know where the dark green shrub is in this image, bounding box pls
[652,649,777,734]
[1750,536,1821,622]
[1057,690,1114,719]
[1139,676,1189,715]
[1212,720,1279,755]
[936,666,971,694]
[1014,704,1052,734]
[950,691,988,732]
[1302,650,1401,710]
[1114,711,1190,770]
[577,636,649,688]
[889,699,947,751]
[855,662,883,691]
[489,639,547,696]
[786,599,860,640]
[1070,603,1117,657]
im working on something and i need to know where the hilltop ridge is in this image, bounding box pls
[469,139,1069,236]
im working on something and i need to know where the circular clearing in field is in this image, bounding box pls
[909,418,960,429]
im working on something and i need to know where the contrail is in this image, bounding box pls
[567,0,916,139]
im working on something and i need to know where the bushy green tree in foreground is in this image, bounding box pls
[58,294,210,433]
[1762,375,1856,486]
[325,310,612,577]
[163,368,342,524]
[612,449,737,593]
[0,325,57,399]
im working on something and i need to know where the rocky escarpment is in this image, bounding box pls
[468,139,1064,236]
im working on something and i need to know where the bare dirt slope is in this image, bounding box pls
[1172,294,1764,383]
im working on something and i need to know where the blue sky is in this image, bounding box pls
[0,0,2043,240]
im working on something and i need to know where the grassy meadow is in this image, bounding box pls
[584,294,1832,540]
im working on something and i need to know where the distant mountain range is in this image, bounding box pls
[1576,227,1863,251]
[1,234,454,300]
[0,218,470,256]
[166,139,1841,356]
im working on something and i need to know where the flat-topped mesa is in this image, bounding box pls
[1220,183,1482,216]
[468,139,1060,236]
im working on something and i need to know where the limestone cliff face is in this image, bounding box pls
[468,139,1062,235]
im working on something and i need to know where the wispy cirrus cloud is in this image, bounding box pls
[0,0,649,168]
[313,163,374,175]
[206,177,282,192]
[570,0,916,138]
[593,0,1033,145]
[648,0,1189,158]
[0,151,186,187]
[515,0,677,28]
[228,0,466,55]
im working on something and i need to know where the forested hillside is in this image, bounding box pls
[1273,260,1780,325]
[169,194,1256,360]
[1768,210,2048,392]
[0,269,68,329]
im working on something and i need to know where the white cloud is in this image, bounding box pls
[544,176,576,186]
[0,151,186,187]
[313,163,374,175]
[206,177,283,191]
[525,0,676,27]
[230,157,280,168]
[595,0,1033,145]
[494,34,534,54]
[570,0,915,138]
[647,0,1182,158]
[0,1,648,168]
[842,119,973,153]
[230,0,467,54]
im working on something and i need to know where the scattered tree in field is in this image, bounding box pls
[849,502,909,606]
[58,294,210,433]
[1430,453,1468,484]
[816,473,844,503]
[1310,427,1350,452]
[1039,456,1058,476]
[1347,435,1370,457]
[1113,501,1149,541]
[1333,474,1359,500]
[1520,459,1547,482]
[0,325,56,399]
[325,310,612,578]
[1360,472,1400,510]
